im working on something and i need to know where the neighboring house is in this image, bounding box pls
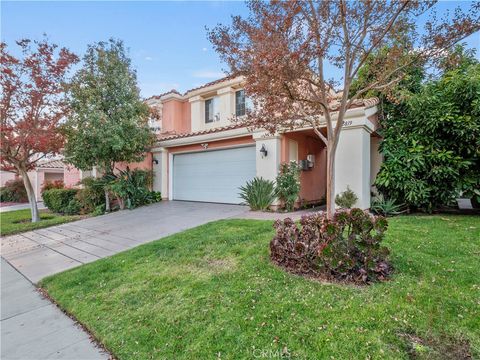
[146,75,382,209]
[1,159,84,201]
[27,159,65,200]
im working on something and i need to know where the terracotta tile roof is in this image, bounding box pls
[36,159,65,169]
[156,97,379,142]
[183,74,239,94]
[145,75,241,102]
[145,89,182,102]
[158,122,249,141]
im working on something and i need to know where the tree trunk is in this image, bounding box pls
[19,169,40,223]
[105,189,111,212]
[326,147,336,219]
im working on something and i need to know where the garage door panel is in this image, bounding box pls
[173,146,256,204]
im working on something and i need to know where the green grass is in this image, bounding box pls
[40,215,480,359]
[0,209,82,236]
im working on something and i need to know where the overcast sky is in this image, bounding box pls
[2,1,479,98]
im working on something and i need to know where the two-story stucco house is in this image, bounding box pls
[146,75,382,209]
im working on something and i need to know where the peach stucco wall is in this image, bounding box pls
[116,153,153,172]
[281,131,327,204]
[162,99,191,134]
[64,165,81,187]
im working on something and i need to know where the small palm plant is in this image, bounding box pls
[371,194,405,217]
[239,177,276,211]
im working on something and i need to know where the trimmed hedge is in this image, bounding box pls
[43,188,80,215]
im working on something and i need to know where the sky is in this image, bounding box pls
[2,1,479,98]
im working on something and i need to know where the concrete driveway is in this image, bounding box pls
[1,201,247,283]
[1,201,247,359]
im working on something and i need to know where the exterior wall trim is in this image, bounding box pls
[155,127,251,148]
[169,143,255,156]
[168,152,173,200]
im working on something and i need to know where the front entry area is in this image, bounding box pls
[172,146,256,204]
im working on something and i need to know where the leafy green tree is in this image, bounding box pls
[374,50,480,211]
[64,39,155,211]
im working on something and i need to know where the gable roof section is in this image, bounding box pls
[36,159,65,169]
[145,89,182,102]
[145,74,240,101]
[183,74,238,95]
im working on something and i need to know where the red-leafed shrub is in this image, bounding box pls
[41,180,65,194]
[0,179,28,203]
[270,208,392,284]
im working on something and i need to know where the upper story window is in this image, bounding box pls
[236,89,253,116]
[235,90,246,116]
[205,97,219,123]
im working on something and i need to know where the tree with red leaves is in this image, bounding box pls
[208,0,479,218]
[1,39,78,222]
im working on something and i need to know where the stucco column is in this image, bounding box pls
[217,86,235,123]
[253,131,282,180]
[189,95,203,132]
[152,147,169,199]
[334,121,373,209]
[253,132,283,207]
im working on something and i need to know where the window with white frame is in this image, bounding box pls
[205,97,219,123]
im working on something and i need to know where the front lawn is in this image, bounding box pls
[0,209,82,236]
[40,215,480,359]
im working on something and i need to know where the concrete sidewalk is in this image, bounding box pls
[1,258,108,360]
[0,202,46,213]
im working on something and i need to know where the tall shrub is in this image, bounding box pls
[109,168,158,209]
[375,60,480,211]
[76,177,106,213]
[276,161,301,212]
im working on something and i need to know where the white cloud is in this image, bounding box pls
[191,70,225,79]
[145,56,153,61]
[202,47,208,52]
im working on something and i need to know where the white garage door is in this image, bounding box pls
[173,146,256,204]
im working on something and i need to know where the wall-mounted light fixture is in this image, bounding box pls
[306,154,315,168]
[152,158,159,165]
[201,143,209,149]
[259,144,268,158]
